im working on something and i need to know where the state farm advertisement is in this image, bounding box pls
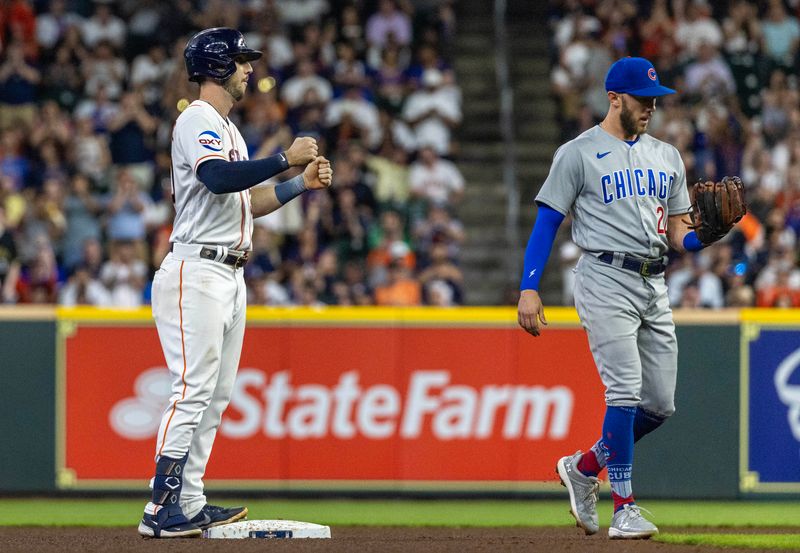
[62,324,604,487]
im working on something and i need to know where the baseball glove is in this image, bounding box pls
[689,176,747,245]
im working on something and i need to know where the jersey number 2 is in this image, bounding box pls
[656,206,667,235]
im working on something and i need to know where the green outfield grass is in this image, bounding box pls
[0,499,798,528]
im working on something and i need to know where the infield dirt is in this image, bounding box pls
[0,527,792,553]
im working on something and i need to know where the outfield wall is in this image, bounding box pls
[0,306,797,498]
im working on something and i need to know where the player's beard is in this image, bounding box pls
[619,97,642,137]
[223,77,245,101]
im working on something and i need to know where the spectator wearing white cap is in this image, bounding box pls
[402,68,461,155]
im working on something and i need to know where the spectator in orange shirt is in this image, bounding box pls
[756,268,800,307]
[374,259,421,306]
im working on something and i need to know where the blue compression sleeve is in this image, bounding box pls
[520,204,565,291]
[683,230,704,252]
[196,153,290,194]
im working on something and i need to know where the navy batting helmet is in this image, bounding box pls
[184,28,262,83]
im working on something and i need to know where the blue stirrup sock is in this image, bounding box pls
[151,454,188,507]
[602,406,636,512]
[578,407,668,478]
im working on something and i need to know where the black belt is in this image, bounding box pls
[598,252,665,276]
[199,246,249,269]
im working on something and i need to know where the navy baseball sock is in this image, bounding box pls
[151,454,188,507]
[633,407,667,442]
[603,406,636,512]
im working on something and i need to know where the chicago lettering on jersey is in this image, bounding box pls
[599,168,673,205]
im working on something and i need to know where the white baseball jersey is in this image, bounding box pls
[170,100,253,251]
[536,125,691,259]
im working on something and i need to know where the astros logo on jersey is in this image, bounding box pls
[198,130,223,152]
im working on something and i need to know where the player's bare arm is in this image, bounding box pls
[666,213,694,253]
[250,157,333,218]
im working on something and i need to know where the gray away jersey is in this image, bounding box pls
[536,125,691,259]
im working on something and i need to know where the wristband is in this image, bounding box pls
[683,231,704,252]
[275,174,307,204]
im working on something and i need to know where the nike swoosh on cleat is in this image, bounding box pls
[596,151,611,159]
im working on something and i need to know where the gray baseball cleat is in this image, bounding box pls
[556,451,600,535]
[608,504,658,539]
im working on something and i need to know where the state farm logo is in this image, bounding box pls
[109,367,171,439]
[110,369,574,441]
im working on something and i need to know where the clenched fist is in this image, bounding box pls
[285,137,318,166]
[302,157,333,190]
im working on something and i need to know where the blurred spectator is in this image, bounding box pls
[59,263,111,306]
[365,145,411,208]
[0,128,31,191]
[367,209,414,287]
[418,242,463,305]
[0,41,41,130]
[82,40,127,101]
[760,0,800,70]
[684,43,736,99]
[275,0,330,27]
[0,205,21,303]
[366,0,412,50]
[36,0,84,51]
[374,258,421,305]
[332,41,368,93]
[81,3,126,49]
[100,240,146,307]
[325,85,381,149]
[412,202,464,261]
[105,170,152,242]
[674,0,723,60]
[61,173,102,271]
[402,68,461,155]
[282,59,333,109]
[408,146,465,206]
[107,91,157,184]
[16,236,59,303]
[130,44,171,107]
[722,1,762,56]
[72,116,112,186]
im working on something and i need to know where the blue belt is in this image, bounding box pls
[598,252,666,276]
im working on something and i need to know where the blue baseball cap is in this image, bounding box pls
[604,57,675,97]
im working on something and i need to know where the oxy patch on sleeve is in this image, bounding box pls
[198,130,223,152]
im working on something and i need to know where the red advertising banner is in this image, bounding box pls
[59,309,605,489]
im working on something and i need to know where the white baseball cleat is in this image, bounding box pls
[556,451,600,535]
[608,504,658,539]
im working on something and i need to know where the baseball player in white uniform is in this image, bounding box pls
[517,58,710,539]
[138,28,332,538]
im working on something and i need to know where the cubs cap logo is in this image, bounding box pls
[604,57,675,97]
[198,130,223,152]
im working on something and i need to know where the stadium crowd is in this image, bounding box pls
[0,0,465,307]
[549,0,800,308]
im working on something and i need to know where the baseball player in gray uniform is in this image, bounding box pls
[517,57,709,539]
[138,28,332,538]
